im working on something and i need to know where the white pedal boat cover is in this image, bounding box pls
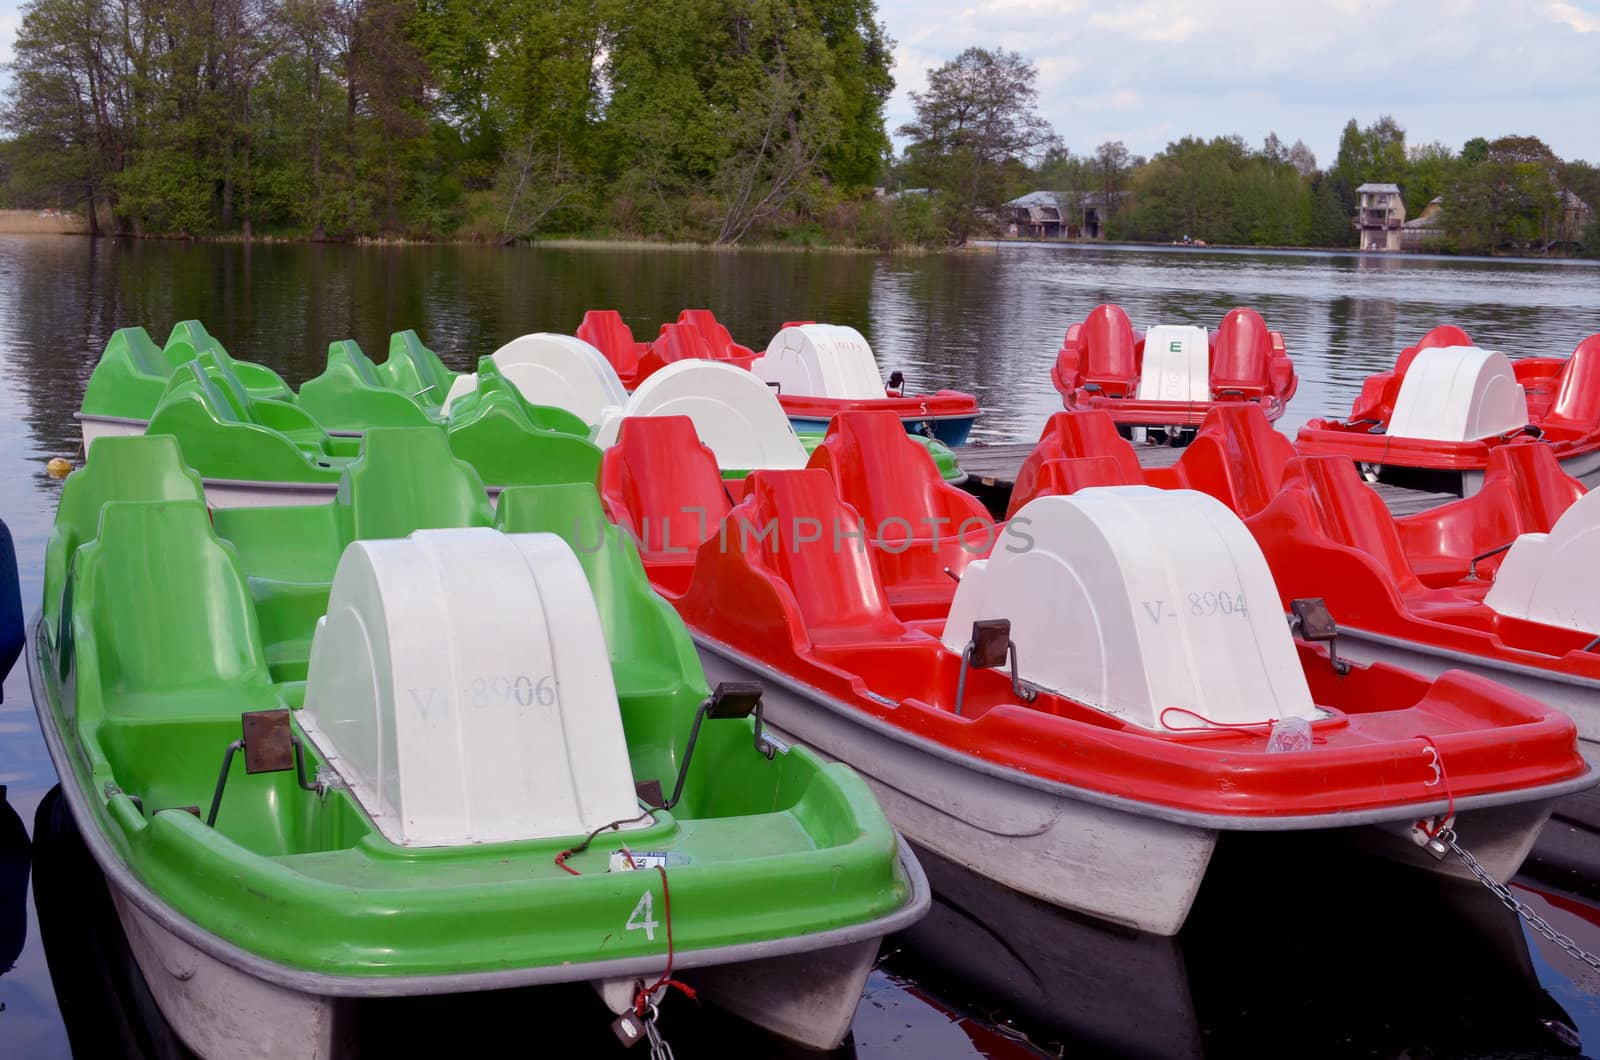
[941,487,1317,730]
[1136,325,1210,403]
[752,324,886,400]
[1484,487,1600,635]
[300,528,641,846]
[1388,346,1528,442]
[441,333,627,423]
[592,359,808,470]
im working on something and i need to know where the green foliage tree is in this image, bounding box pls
[896,46,1060,244]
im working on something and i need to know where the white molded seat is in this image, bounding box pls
[752,324,886,400]
[593,359,808,470]
[1389,346,1528,441]
[1485,488,1600,634]
[941,487,1317,730]
[1136,325,1210,403]
[441,334,627,424]
[300,528,641,846]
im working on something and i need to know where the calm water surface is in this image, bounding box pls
[1,235,1598,1058]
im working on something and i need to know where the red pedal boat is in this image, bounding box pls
[1051,304,1297,442]
[1296,327,1600,494]
[598,409,1591,934]
[580,309,981,446]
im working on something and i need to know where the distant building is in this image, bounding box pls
[1355,182,1406,252]
[1558,189,1594,243]
[1002,191,1123,239]
[1399,196,1445,252]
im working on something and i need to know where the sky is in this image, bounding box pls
[0,1,1595,167]
[876,0,1600,167]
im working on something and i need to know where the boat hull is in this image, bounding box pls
[76,412,148,452]
[789,412,976,448]
[27,617,929,1057]
[692,634,1584,936]
[199,477,509,510]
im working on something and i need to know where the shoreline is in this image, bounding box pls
[1,221,1589,264]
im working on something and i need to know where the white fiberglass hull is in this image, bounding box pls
[693,633,1586,936]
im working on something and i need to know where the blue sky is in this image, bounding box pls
[2,1,1596,166]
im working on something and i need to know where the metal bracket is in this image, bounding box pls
[653,682,772,812]
[953,619,1037,717]
[207,708,324,828]
[1289,598,1351,676]
[1465,541,1514,581]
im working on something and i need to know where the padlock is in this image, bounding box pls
[1410,817,1452,860]
[612,1011,648,1048]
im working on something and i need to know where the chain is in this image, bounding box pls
[1440,827,1600,972]
[643,1004,675,1060]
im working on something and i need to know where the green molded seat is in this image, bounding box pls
[66,500,279,724]
[496,483,700,700]
[379,331,457,410]
[165,321,293,403]
[298,340,439,431]
[343,427,495,540]
[447,361,601,488]
[44,436,206,645]
[80,327,189,420]
[146,362,346,484]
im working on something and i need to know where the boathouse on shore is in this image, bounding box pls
[1003,191,1118,239]
[1355,182,1406,251]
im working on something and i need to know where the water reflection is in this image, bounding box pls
[899,840,1584,1059]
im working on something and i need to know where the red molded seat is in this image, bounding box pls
[1008,411,1143,518]
[676,310,756,366]
[1210,308,1273,397]
[1078,304,1139,396]
[1396,444,1585,587]
[808,411,994,619]
[1543,335,1600,438]
[600,416,729,593]
[731,470,907,644]
[577,310,647,385]
[1027,457,1134,499]
[1274,456,1422,592]
[1174,404,1294,517]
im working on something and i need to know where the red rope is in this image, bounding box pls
[1159,706,1279,732]
[1415,735,1455,836]
[635,865,697,1014]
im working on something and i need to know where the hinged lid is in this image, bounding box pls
[752,324,886,400]
[1136,325,1210,403]
[1389,346,1528,441]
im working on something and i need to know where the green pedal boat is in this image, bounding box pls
[28,429,927,1057]
[75,321,966,502]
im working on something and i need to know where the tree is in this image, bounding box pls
[1287,139,1317,178]
[1093,140,1132,220]
[897,46,1059,243]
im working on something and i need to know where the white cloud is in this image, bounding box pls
[877,0,1600,162]
[1544,0,1600,32]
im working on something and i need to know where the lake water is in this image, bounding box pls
[2,234,1599,1058]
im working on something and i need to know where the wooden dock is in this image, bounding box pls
[955,441,1459,518]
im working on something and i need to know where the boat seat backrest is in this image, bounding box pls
[1547,335,1600,429]
[75,500,272,697]
[1079,304,1139,390]
[678,309,746,359]
[808,411,992,538]
[736,470,906,641]
[1172,404,1293,516]
[577,310,644,379]
[341,427,493,541]
[382,331,454,403]
[1210,308,1272,394]
[165,360,248,425]
[44,436,206,642]
[1398,325,1476,377]
[110,327,178,378]
[1494,443,1586,529]
[1007,411,1144,518]
[1281,456,1417,587]
[602,416,730,559]
[330,340,387,388]
[1031,456,1137,498]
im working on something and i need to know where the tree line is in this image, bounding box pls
[0,0,894,243]
[889,49,1599,255]
[3,18,1595,255]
